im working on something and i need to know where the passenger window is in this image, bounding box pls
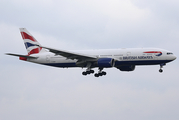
[167,53,173,55]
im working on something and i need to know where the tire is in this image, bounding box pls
[98,73,102,76]
[86,71,90,74]
[159,69,163,73]
[90,70,94,73]
[102,71,106,75]
[82,72,87,75]
[94,73,99,77]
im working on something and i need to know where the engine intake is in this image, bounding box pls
[117,65,135,71]
[97,58,115,68]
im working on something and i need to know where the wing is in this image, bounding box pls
[39,46,97,61]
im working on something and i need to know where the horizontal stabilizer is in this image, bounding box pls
[6,53,38,59]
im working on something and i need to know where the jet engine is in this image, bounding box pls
[97,58,115,68]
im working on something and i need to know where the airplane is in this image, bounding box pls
[6,28,176,77]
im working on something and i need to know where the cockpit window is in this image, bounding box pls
[167,52,173,55]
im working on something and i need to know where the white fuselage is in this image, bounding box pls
[27,48,176,68]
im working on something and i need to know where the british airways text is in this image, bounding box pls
[123,56,153,60]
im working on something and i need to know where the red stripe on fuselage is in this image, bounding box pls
[144,51,162,54]
[21,32,36,42]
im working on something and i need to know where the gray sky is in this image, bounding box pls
[0,0,179,120]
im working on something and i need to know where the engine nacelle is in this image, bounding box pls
[97,58,115,68]
[117,65,135,71]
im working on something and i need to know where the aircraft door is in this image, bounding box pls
[153,53,158,60]
[46,55,51,63]
[127,52,131,56]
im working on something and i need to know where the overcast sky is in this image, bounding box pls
[0,0,179,120]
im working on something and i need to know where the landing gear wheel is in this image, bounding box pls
[82,72,87,75]
[86,71,91,74]
[98,73,103,76]
[82,69,95,76]
[90,70,94,73]
[102,71,106,75]
[159,69,163,73]
[94,73,99,77]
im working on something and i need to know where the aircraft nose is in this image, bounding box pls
[172,55,177,61]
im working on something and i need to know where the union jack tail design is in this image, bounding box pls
[20,28,46,55]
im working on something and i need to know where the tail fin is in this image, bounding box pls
[20,28,46,55]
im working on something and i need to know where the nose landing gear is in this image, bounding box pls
[159,63,166,73]
[159,69,163,73]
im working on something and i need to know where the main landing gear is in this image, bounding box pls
[159,63,166,73]
[94,68,106,77]
[82,70,94,75]
[82,69,107,77]
[82,63,94,76]
[82,63,107,77]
